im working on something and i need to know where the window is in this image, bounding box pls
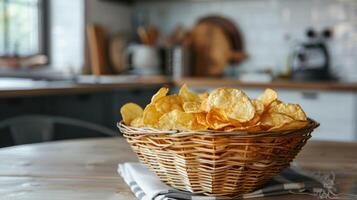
[0,0,47,57]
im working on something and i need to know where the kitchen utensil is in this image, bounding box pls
[171,46,191,79]
[189,15,247,77]
[126,44,161,75]
[109,34,128,74]
[137,25,160,46]
[137,27,150,45]
[87,24,112,75]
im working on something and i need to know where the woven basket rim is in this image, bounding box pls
[118,118,319,138]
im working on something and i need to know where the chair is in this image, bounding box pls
[0,115,117,145]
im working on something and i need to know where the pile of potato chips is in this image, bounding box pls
[120,85,308,132]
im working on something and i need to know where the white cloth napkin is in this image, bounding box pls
[118,163,174,200]
[118,162,329,200]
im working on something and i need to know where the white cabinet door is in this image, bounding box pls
[277,90,357,141]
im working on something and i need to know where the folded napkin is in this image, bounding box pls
[118,163,331,200]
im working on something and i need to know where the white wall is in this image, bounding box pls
[85,0,132,36]
[50,0,85,74]
[134,0,357,81]
[49,0,132,74]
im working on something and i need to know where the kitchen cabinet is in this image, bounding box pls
[277,90,357,141]
[190,86,357,141]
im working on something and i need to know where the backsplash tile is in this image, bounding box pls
[134,0,357,81]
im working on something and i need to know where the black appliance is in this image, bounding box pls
[292,28,335,81]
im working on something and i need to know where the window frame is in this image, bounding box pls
[1,0,49,65]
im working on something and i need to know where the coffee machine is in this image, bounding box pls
[291,28,335,81]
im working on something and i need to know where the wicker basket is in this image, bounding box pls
[118,119,319,197]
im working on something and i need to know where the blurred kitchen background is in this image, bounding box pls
[0,0,357,147]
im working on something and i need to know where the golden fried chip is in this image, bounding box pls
[270,103,307,121]
[257,88,278,107]
[261,112,294,130]
[198,92,209,101]
[151,87,169,103]
[121,85,309,132]
[196,112,208,127]
[155,95,183,114]
[252,99,265,115]
[158,109,196,130]
[269,120,308,131]
[179,84,200,102]
[206,108,232,129]
[143,104,161,127]
[120,103,143,125]
[268,100,282,110]
[206,88,255,122]
[130,117,144,127]
[183,101,202,113]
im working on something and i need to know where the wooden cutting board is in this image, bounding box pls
[87,24,112,75]
[189,16,247,77]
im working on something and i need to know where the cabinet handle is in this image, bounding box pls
[301,92,318,100]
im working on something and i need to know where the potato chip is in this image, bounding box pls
[120,103,143,125]
[268,100,282,110]
[206,88,255,122]
[130,117,144,127]
[269,120,308,131]
[158,109,196,130]
[179,84,200,102]
[151,87,169,103]
[261,112,294,130]
[252,99,265,115]
[257,88,278,107]
[155,95,183,114]
[183,101,202,113]
[195,112,209,127]
[143,104,161,127]
[269,103,307,121]
[206,108,232,129]
[121,85,309,133]
[198,92,209,101]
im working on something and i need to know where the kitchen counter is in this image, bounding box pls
[0,75,170,98]
[0,137,356,199]
[174,77,357,92]
[2,76,357,98]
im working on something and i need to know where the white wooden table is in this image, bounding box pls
[0,137,356,200]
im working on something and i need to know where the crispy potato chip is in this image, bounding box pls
[179,84,200,102]
[252,99,265,115]
[198,92,209,101]
[183,101,202,113]
[155,95,183,114]
[195,112,208,127]
[121,85,309,133]
[268,100,282,110]
[261,112,294,130]
[130,117,144,127]
[151,87,169,103]
[269,120,308,131]
[158,109,196,130]
[257,88,278,107]
[143,104,161,127]
[269,103,307,121]
[206,108,232,129]
[120,103,143,125]
[206,88,255,122]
